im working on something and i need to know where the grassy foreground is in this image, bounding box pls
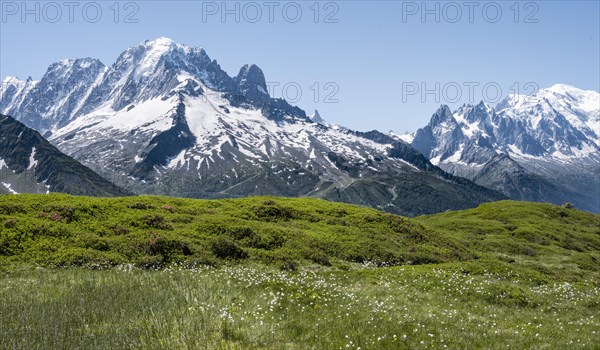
[1,265,598,349]
[0,194,599,349]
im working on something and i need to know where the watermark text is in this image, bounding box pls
[1,1,140,23]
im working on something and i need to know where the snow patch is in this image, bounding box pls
[27,147,38,170]
[2,182,18,194]
[445,144,464,163]
[395,132,415,144]
[167,150,187,168]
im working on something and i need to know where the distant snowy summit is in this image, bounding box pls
[406,84,599,165]
[402,84,599,212]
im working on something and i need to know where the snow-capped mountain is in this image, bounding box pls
[0,115,129,196]
[409,85,600,212]
[0,37,504,216]
[1,59,106,134]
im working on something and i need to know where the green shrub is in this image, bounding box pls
[253,202,295,221]
[140,214,172,230]
[569,253,600,271]
[0,203,26,215]
[522,246,536,256]
[4,218,16,228]
[45,248,123,267]
[42,205,78,223]
[76,233,110,251]
[307,251,331,266]
[210,237,248,259]
[129,202,155,210]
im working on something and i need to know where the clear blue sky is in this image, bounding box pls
[1,1,598,133]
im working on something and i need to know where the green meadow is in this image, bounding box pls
[1,194,598,349]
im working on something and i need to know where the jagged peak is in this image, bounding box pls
[310,110,326,124]
[236,64,264,79]
[475,100,490,109]
[436,104,452,114]
[54,57,103,65]
[47,58,105,74]
[462,101,493,122]
[235,63,268,101]
[457,101,490,112]
[429,105,455,126]
[37,58,106,85]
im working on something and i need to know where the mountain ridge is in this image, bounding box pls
[0,37,505,216]
[407,84,599,212]
[0,115,130,197]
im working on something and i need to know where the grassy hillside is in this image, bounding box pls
[0,194,472,270]
[1,195,598,279]
[1,195,599,349]
[418,201,600,282]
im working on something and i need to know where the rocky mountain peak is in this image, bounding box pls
[44,58,105,84]
[458,101,493,125]
[429,105,455,126]
[234,64,269,103]
[311,110,326,124]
